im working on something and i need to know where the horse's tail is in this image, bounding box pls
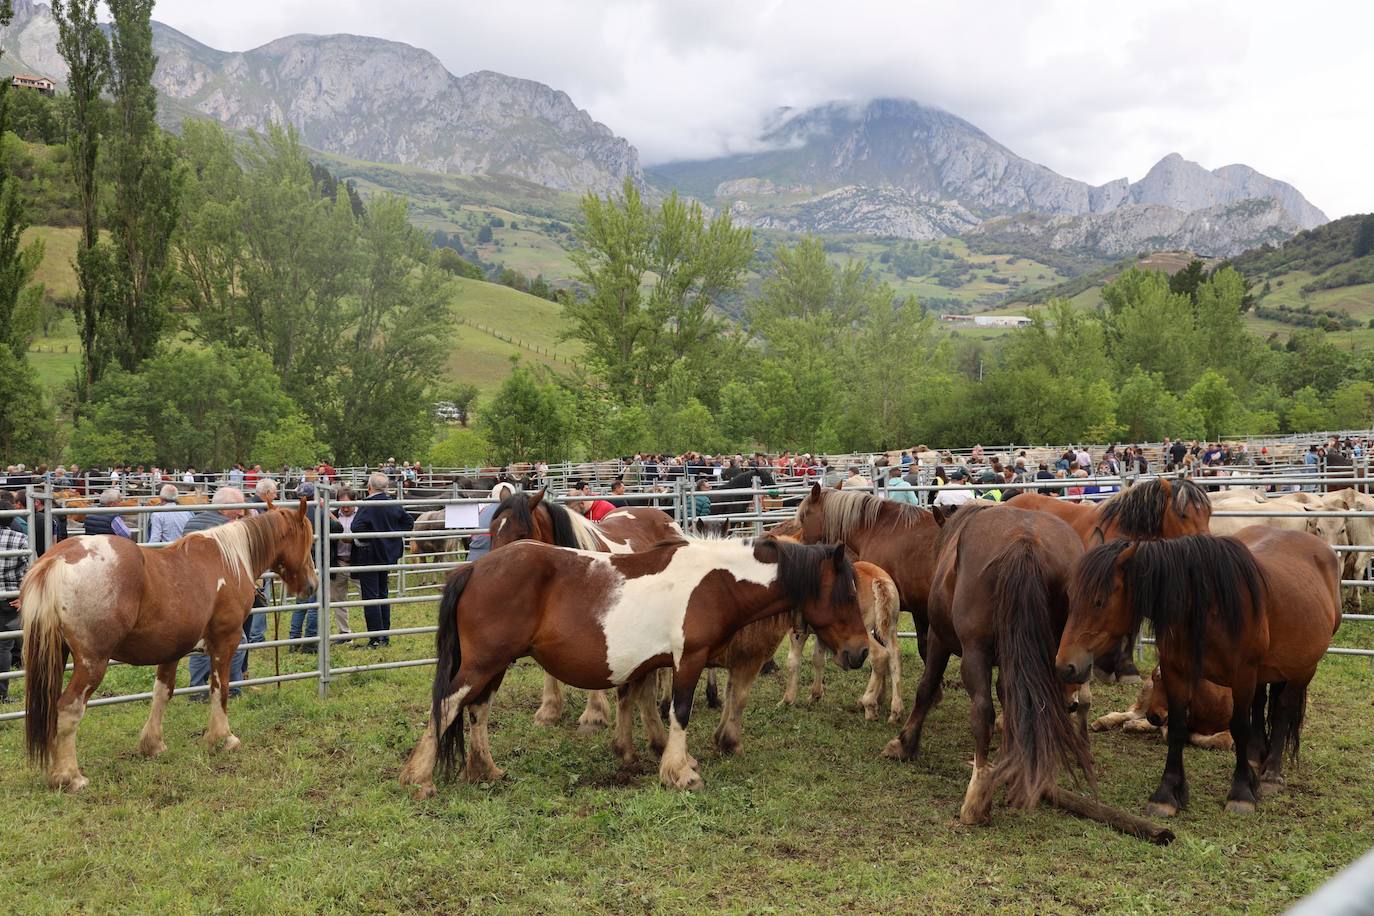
[432,563,473,778]
[21,556,67,768]
[1268,681,1308,766]
[991,538,1095,808]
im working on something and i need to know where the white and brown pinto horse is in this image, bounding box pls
[399,536,871,798]
[22,501,317,791]
[486,489,681,732]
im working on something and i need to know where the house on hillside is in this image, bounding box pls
[940,314,1033,328]
[12,74,54,95]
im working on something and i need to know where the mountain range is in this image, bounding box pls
[0,1,1329,257]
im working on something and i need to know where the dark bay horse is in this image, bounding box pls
[795,482,942,660]
[882,504,1094,824]
[399,536,871,797]
[1060,527,1340,816]
[488,490,681,732]
[1005,476,1213,682]
[23,501,317,791]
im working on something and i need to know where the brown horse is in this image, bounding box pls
[399,536,871,797]
[795,483,942,660]
[1060,527,1340,816]
[882,504,1094,824]
[1006,476,1213,682]
[22,501,317,791]
[1092,667,1234,751]
[487,489,681,732]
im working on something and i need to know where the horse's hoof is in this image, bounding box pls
[1119,674,1142,686]
[887,710,902,725]
[576,717,607,735]
[222,734,241,752]
[463,765,505,784]
[53,773,89,793]
[139,738,167,758]
[1225,799,1257,814]
[713,734,741,756]
[532,706,562,727]
[862,707,878,721]
[880,738,912,761]
[1260,777,1286,798]
[410,783,437,801]
[1145,802,1178,818]
[809,691,824,704]
[958,807,991,826]
[664,770,704,792]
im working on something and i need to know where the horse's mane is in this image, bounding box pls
[806,488,926,543]
[1095,477,1211,539]
[191,509,288,582]
[1073,535,1264,676]
[490,491,603,551]
[763,537,858,613]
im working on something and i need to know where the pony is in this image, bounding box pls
[710,469,778,517]
[881,504,1094,824]
[1004,476,1213,682]
[1060,527,1341,816]
[488,489,681,732]
[794,482,943,661]
[408,509,460,584]
[398,536,871,798]
[1091,667,1234,750]
[22,500,317,791]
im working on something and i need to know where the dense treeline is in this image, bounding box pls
[448,180,1374,465]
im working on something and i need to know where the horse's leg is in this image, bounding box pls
[635,673,668,756]
[577,688,611,734]
[1224,672,1260,814]
[860,639,886,721]
[399,685,470,799]
[48,653,108,792]
[137,661,178,758]
[659,656,707,791]
[1246,684,1268,770]
[959,648,997,825]
[705,670,721,710]
[533,672,565,726]
[882,633,951,761]
[464,671,507,783]
[203,632,241,751]
[1259,678,1305,798]
[1115,636,1141,685]
[1145,675,1193,818]
[612,681,638,765]
[714,655,765,756]
[884,607,903,724]
[781,630,803,706]
[809,637,826,703]
[1074,680,1093,740]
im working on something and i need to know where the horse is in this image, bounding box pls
[398,535,871,798]
[22,500,318,791]
[710,469,777,518]
[1004,476,1213,682]
[487,489,682,732]
[1091,667,1234,750]
[408,509,459,583]
[1059,527,1341,816]
[794,482,943,661]
[880,504,1094,824]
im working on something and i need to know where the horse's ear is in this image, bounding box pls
[297,496,307,516]
[930,505,947,527]
[809,482,821,500]
[831,543,846,569]
[528,488,545,510]
[1088,525,1105,547]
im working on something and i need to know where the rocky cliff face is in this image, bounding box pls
[2,4,644,194]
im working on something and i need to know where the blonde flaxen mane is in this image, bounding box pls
[810,489,925,543]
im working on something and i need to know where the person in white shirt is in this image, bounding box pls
[933,468,975,509]
[148,484,193,543]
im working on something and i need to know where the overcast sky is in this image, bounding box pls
[149,0,1371,218]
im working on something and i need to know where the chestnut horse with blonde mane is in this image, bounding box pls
[22,501,317,791]
[1060,527,1340,817]
[487,489,681,732]
[399,535,871,798]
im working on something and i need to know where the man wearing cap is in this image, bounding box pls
[933,467,974,510]
[978,468,1003,502]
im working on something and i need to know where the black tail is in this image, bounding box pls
[991,539,1096,808]
[1267,681,1308,766]
[432,564,473,778]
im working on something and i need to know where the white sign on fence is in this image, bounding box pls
[444,502,482,530]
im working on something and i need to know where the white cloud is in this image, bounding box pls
[149,0,1372,217]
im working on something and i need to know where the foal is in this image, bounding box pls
[399,536,871,797]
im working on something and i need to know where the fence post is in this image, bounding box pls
[751,475,763,537]
[317,489,332,699]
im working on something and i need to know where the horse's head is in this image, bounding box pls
[794,482,826,543]
[490,489,546,550]
[1058,540,1137,685]
[764,538,869,670]
[272,498,318,596]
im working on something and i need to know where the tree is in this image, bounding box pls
[0,346,57,464]
[1168,259,1208,303]
[1193,267,1256,390]
[104,0,183,371]
[252,414,325,469]
[433,246,482,280]
[476,224,493,244]
[0,0,45,361]
[1116,368,1202,441]
[1355,214,1374,259]
[480,362,574,463]
[1103,268,1200,391]
[429,426,494,467]
[1183,370,1240,438]
[52,0,110,395]
[440,382,480,427]
[565,179,753,405]
[1328,380,1374,430]
[1282,386,1330,434]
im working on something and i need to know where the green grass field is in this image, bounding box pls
[2,589,1371,913]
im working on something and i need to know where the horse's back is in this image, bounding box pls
[1237,526,1342,674]
[596,506,680,550]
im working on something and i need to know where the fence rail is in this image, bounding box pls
[2,470,1373,722]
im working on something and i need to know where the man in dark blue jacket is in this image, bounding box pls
[351,472,414,648]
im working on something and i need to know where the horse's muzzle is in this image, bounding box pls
[840,647,869,670]
[1057,650,1092,685]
